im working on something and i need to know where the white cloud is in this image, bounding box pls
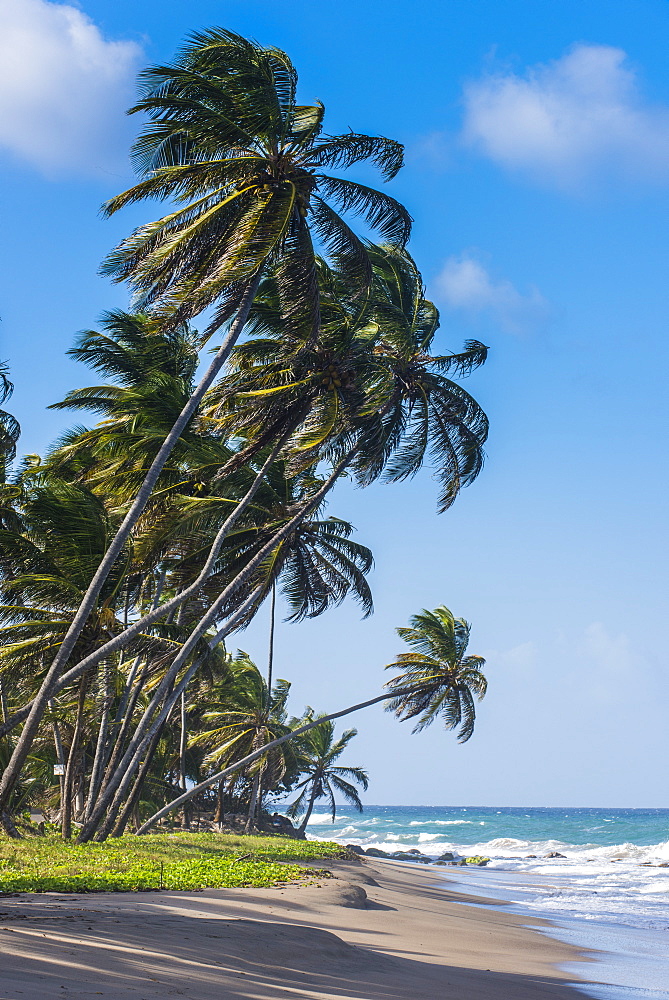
[0,0,142,175]
[434,253,549,334]
[462,43,669,187]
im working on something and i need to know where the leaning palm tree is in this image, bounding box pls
[136,604,486,834]
[384,606,487,740]
[0,29,411,818]
[287,716,368,834]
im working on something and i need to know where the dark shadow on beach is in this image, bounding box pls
[1,898,582,1000]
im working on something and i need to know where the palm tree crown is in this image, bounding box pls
[287,715,368,832]
[384,605,487,740]
[101,28,411,338]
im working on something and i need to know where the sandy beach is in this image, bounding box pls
[0,857,595,999]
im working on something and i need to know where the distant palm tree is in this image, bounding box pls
[287,716,368,834]
[191,653,295,831]
[384,606,487,740]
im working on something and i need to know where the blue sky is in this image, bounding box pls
[1,0,668,807]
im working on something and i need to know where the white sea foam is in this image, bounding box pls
[408,819,478,826]
[306,813,346,825]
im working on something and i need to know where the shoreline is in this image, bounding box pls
[0,856,594,999]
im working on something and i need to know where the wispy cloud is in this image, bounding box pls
[461,43,669,188]
[0,0,142,176]
[433,253,549,335]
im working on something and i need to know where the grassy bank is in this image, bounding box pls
[0,831,347,893]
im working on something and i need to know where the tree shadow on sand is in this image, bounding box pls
[1,905,585,1000]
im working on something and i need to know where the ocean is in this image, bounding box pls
[303,805,669,1000]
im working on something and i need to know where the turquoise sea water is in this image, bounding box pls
[305,805,669,857]
[303,806,669,999]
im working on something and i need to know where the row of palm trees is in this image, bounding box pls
[0,28,489,840]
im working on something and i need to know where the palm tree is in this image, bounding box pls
[136,604,486,834]
[287,716,368,834]
[190,653,295,831]
[384,606,487,740]
[0,30,411,817]
[102,28,409,334]
[46,311,211,502]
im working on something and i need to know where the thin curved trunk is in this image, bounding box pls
[266,582,276,706]
[179,689,189,828]
[84,660,112,822]
[94,679,175,843]
[0,273,261,813]
[257,583,277,822]
[62,674,90,839]
[245,773,260,833]
[0,678,7,724]
[93,661,148,808]
[298,778,321,835]
[213,778,226,826]
[50,699,66,825]
[135,683,426,836]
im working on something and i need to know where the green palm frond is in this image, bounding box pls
[385,605,487,741]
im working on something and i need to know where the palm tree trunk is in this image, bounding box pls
[110,721,165,837]
[179,689,189,829]
[213,778,226,826]
[95,684,174,842]
[0,677,8,724]
[245,773,260,833]
[0,273,261,814]
[62,675,90,840]
[298,781,320,835]
[256,584,277,826]
[135,682,426,836]
[0,683,18,835]
[84,660,112,822]
[90,661,148,817]
[50,700,66,824]
[266,582,276,705]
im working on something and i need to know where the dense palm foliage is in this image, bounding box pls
[0,27,413,824]
[0,28,492,840]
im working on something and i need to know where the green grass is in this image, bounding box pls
[0,831,348,894]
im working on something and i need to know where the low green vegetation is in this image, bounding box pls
[0,831,345,893]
